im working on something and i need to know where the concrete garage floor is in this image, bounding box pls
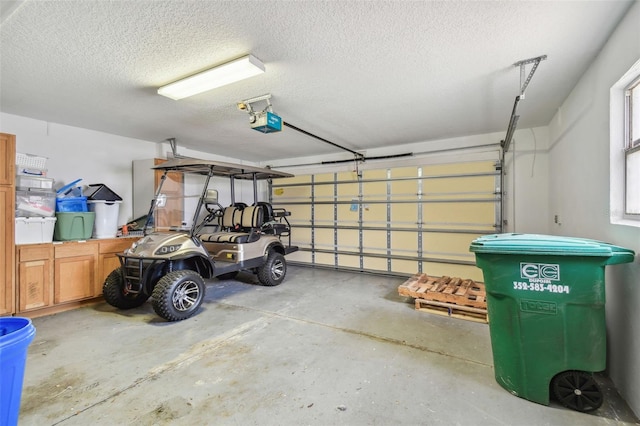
[18,266,639,425]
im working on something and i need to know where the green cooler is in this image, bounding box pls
[470,233,635,412]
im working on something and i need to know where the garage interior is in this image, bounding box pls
[1,1,639,425]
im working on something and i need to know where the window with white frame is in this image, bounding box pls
[611,58,640,227]
[625,76,640,216]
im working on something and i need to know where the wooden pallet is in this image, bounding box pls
[415,299,488,323]
[398,273,488,323]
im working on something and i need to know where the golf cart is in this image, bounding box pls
[103,157,297,321]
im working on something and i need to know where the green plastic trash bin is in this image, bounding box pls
[470,233,635,412]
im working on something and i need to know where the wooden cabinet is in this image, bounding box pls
[97,238,135,295]
[17,244,53,312]
[54,241,98,304]
[0,133,16,316]
[15,237,137,317]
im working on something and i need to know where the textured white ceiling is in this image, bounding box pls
[0,0,634,162]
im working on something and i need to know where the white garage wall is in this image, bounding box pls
[0,112,258,228]
[547,2,640,416]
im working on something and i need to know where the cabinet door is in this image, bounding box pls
[96,238,135,295]
[54,242,97,304]
[0,186,15,315]
[18,245,54,311]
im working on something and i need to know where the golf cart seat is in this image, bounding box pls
[200,205,263,244]
[255,202,291,236]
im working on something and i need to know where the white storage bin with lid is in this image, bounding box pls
[87,200,121,239]
[15,217,57,244]
[16,175,54,190]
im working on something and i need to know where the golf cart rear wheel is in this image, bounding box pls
[103,267,150,309]
[152,270,205,321]
[257,251,286,286]
[552,370,603,412]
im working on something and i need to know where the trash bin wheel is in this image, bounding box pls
[551,370,603,412]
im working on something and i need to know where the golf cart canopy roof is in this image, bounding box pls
[152,157,293,180]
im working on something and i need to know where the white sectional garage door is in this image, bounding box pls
[270,155,502,281]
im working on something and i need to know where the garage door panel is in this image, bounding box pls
[314,228,335,249]
[287,250,312,263]
[424,176,496,196]
[391,259,420,274]
[391,203,417,224]
[271,157,500,279]
[363,181,387,201]
[337,203,359,224]
[363,230,387,250]
[391,231,417,252]
[315,252,335,266]
[337,182,359,198]
[423,162,495,175]
[422,232,485,257]
[363,256,387,271]
[391,180,418,200]
[337,229,359,250]
[291,227,312,246]
[361,203,386,222]
[338,254,360,268]
[315,204,334,225]
[423,202,496,227]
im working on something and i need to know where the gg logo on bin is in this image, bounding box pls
[520,263,560,280]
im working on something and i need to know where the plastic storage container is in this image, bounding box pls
[55,179,86,212]
[470,233,635,412]
[15,189,56,217]
[0,317,36,426]
[15,175,54,190]
[87,200,121,239]
[54,212,95,241]
[15,152,47,176]
[55,197,88,212]
[15,217,57,244]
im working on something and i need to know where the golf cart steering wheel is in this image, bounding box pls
[205,201,223,216]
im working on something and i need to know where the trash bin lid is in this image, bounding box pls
[470,233,635,264]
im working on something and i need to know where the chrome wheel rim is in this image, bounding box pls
[271,258,285,280]
[172,280,200,311]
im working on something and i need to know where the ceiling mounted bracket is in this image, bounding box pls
[501,55,547,153]
[237,93,274,116]
[514,55,547,99]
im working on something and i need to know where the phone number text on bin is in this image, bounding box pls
[513,281,570,294]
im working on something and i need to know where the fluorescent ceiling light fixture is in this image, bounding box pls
[158,54,265,100]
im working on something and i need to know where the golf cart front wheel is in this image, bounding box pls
[103,267,150,309]
[551,370,603,412]
[152,270,205,321]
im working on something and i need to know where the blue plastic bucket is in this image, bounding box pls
[0,317,36,426]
